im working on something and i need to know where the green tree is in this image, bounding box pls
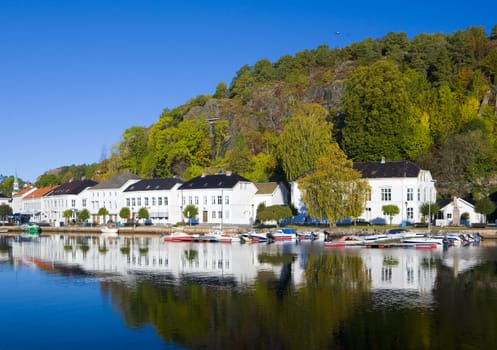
[119,207,131,223]
[98,207,109,224]
[183,204,199,226]
[63,209,74,225]
[227,134,253,175]
[0,203,13,222]
[381,205,400,225]
[35,173,61,187]
[341,60,411,161]
[77,208,90,223]
[419,202,439,224]
[256,205,292,227]
[475,197,496,224]
[278,103,333,181]
[298,143,370,227]
[137,207,150,223]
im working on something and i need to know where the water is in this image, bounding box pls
[1,235,497,349]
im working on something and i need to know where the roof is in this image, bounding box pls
[90,172,141,189]
[179,173,250,190]
[124,178,183,192]
[353,160,421,179]
[12,186,35,197]
[46,179,98,196]
[255,182,278,195]
[24,185,59,199]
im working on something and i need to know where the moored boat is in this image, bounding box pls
[324,235,364,248]
[22,223,41,235]
[100,225,119,237]
[267,228,297,241]
[162,232,198,242]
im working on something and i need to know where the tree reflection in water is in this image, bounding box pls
[100,252,371,349]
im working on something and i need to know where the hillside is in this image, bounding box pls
[43,25,497,199]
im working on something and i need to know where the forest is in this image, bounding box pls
[3,24,497,201]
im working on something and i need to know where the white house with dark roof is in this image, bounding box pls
[178,172,259,226]
[123,178,183,225]
[82,172,141,224]
[43,179,98,225]
[437,197,484,226]
[354,160,436,225]
[292,159,437,225]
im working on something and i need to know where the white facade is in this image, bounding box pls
[123,182,183,225]
[363,169,436,225]
[254,182,289,211]
[438,197,485,226]
[291,161,437,225]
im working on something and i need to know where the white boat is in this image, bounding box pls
[162,232,198,242]
[100,226,119,236]
[401,237,444,248]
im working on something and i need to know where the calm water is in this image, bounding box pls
[1,234,497,350]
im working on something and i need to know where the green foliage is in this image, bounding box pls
[77,208,90,222]
[137,207,149,220]
[98,207,109,223]
[381,205,400,225]
[475,197,496,223]
[0,203,13,218]
[341,60,411,161]
[119,207,130,221]
[62,209,73,223]
[299,143,369,227]
[35,174,61,187]
[419,202,439,222]
[278,104,333,181]
[183,204,199,225]
[256,205,292,226]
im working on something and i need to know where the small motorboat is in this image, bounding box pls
[100,226,119,237]
[324,235,364,248]
[162,232,198,242]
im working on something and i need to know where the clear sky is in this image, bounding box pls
[1,0,496,183]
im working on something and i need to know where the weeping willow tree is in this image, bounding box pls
[278,103,333,181]
[298,143,370,227]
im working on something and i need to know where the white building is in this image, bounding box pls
[11,185,36,215]
[354,160,437,225]
[83,172,141,224]
[437,197,485,226]
[22,185,59,223]
[43,179,98,226]
[292,160,437,225]
[178,172,259,226]
[122,178,183,225]
[254,182,289,210]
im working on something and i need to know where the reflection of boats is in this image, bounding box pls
[162,232,197,242]
[201,231,238,243]
[100,226,119,236]
[324,235,364,247]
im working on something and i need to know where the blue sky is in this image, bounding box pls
[1,0,496,183]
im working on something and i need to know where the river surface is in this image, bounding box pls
[1,234,496,349]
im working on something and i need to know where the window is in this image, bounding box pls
[417,189,421,201]
[71,200,76,208]
[126,198,130,207]
[195,196,199,205]
[212,196,216,205]
[132,198,136,206]
[152,197,156,206]
[218,211,223,219]
[407,207,413,220]
[217,196,222,205]
[203,196,207,205]
[225,195,229,205]
[164,197,168,205]
[381,188,391,201]
[137,198,141,206]
[212,211,216,219]
[188,196,192,205]
[144,197,149,206]
[407,188,413,201]
[158,197,163,206]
